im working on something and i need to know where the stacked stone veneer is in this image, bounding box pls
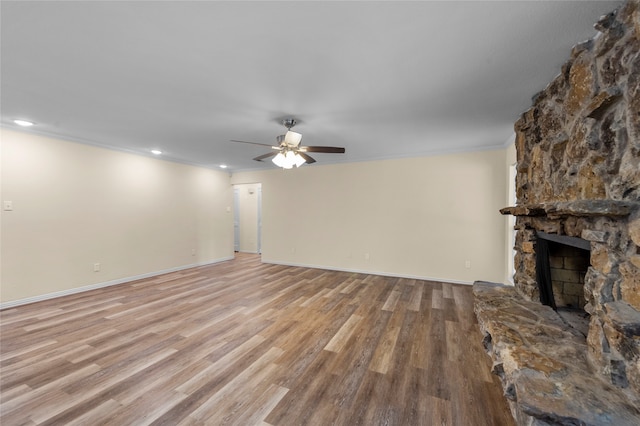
[503,0,640,401]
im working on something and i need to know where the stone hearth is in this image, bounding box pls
[475,1,640,424]
[475,282,640,425]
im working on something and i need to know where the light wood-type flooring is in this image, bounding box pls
[1,253,514,425]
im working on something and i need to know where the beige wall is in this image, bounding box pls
[232,148,510,284]
[235,183,261,253]
[505,138,517,284]
[1,128,512,304]
[0,129,234,304]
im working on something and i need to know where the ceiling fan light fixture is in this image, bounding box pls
[293,152,306,167]
[284,151,297,169]
[233,117,344,168]
[272,152,290,169]
[272,151,306,169]
[283,130,302,147]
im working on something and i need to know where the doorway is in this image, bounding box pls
[233,183,262,254]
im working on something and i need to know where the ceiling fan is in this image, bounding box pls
[231,119,345,169]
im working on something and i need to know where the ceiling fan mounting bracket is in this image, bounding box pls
[282,119,297,130]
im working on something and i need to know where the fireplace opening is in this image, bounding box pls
[548,241,589,309]
[535,231,591,336]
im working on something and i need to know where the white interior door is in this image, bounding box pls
[233,183,261,254]
[257,185,262,254]
[233,187,240,252]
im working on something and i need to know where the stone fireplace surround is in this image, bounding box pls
[474,1,640,424]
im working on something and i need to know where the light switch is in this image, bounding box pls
[3,201,13,211]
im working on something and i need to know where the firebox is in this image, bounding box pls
[535,231,591,335]
[535,231,590,310]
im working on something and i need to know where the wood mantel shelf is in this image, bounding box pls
[500,200,639,218]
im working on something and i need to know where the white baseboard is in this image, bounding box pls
[0,256,234,310]
[261,259,474,286]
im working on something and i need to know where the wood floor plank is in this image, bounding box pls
[0,253,514,425]
[263,350,338,425]
[368,308,404,374]
[381,287,402,312]
[176,335,265,395]
[65,398,122,426]
[408,282,424,312]
[0,339,57,363]
[323,313,363,353]
[234,384,289,426]
[0,363,101,419]
[442,282,454,299]
[184,347,283,423]
[432,288,444,309]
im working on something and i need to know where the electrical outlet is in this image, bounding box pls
[93,263,101,272]
[465,260,471,268]
[3,201,13,211]
[365,253,370,261]
[191,249,196,256]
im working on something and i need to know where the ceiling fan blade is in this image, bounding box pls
[253,152,278,162]
[297,151,316,164]
[231,139,277,148]
[299,146,345,153]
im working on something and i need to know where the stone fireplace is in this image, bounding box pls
[474,1,640,424]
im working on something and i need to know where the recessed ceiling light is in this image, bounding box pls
[151,150,162,155]
[13,119,34,127]
[219,164,228,169]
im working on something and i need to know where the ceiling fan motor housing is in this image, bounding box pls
[283,119,297,130]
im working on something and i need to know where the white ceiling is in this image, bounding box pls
[1,1,623,172]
